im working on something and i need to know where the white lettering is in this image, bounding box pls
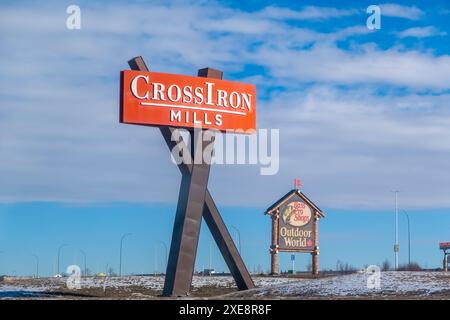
[205,82,215,106]
[167,84,181,102]
[152,83,166,100]
[229,92,241,109]
[194,87,204,104]
[217,90,228,107]
[131,75,149,99]
[170,110,181,122]
[182,86,193,103]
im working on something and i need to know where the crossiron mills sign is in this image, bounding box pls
[120,57,256,297]
[279,195,315,251]
[120,70,256,132]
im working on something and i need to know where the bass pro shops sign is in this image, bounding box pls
[120,70,256,132]
[279,196,315,251]
[266,188,325,275]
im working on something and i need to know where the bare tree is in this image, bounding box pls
[382,259,391,271]
[398,262,421,271]
[107,267,117,277]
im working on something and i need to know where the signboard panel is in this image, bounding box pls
[440,242,450,250]
[120,70,256,132]
[278,194,315,252]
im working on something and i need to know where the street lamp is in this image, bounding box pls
[209,241,213,275]
[31,254,39,278]
[79,250,87,277]
[230,225,241,256]
[401,210,411,266]
[159,241,168,272]
[391,191,400,270]
[119,233,132,277]
[57,244,68,276]
[0,251,4,275]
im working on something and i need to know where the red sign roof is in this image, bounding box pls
[439,242,450,249]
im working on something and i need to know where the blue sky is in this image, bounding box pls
[0,0,450,276]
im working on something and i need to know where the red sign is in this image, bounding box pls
[440,242,450,250]
[120,70,256,132]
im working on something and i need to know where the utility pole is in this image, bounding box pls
[159,241,168,273]
[32,254,39,278]
[119,233,132,277]
[209,241,212,275]
[0,251,3,275]
[230,225,241,256]
[57,244,68,276]
[79,250,87,277]
[154,245,158,276]
[402,210,411,266]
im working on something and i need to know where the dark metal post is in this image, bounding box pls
[163,126,215,296]
[444,251,448,272]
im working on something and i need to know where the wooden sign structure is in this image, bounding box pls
[120,56,255,296]
[265,187,325,275]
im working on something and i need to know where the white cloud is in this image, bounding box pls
[1,1,450,209]
[396,26,447,38]
[380,3,424,20]
[260,6,359,20]
[252,44,450,90]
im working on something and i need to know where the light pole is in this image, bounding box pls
[79,250,87,277]
[230,225,241,256]
[119,233,132,277]
[159,241,168,273]
[209,241,213,275]
[32,254,39,278]
[401,210,411,266]
[154,245,158,276]
[392,191,400,270]
[0,251,4,275]
[57,244,68,276]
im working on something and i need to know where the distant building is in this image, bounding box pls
[202,269,216,276]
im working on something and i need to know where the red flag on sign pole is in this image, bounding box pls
[294,179,301,189]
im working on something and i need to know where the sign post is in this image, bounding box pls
[291,254,295,274]
[440,242,450,272]
[122,57,255,296]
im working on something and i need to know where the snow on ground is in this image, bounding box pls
[1,272,449,298]
[56,275,291,290]
[0,275,292,296]
[246,272,450,298]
